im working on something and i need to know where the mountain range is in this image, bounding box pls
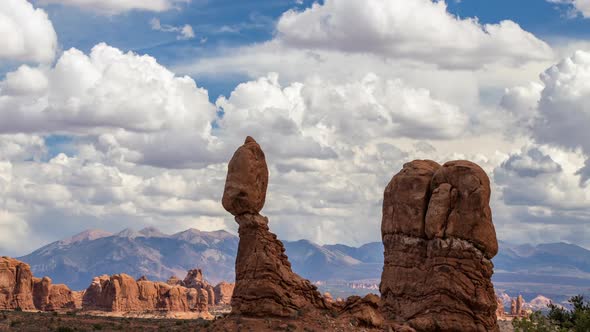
[17,228,590,303]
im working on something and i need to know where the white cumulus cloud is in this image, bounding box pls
[276,0,553,68]
[0,0,58,63]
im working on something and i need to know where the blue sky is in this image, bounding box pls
[0,0,589,256]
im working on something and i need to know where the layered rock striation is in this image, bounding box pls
[223,137,327,317]
[380,160,499,331]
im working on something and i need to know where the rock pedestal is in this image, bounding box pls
[223,137,327,317]
[380,160,499,332]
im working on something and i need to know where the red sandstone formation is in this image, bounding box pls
[33,276,82,311]
[337,294,384,328]
[222,136,268,216]
[511,298,517,315]
[81,273,209,313]
[380,160,499,331]
[181,269,216,305]
[496,296,505,319]
[166,275,181,286]
[213,281,234,305]
[222,137,327,317]
[516,295,524,316]
[1,255,227,317]
[0,256,35,310]
[0,257,82,312]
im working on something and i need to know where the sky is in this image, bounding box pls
[1,0,590,256]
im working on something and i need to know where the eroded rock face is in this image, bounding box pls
[182,269,203,288]
[222,136,269,216]
[496,296,505,319]
[338,294,384,328]
[381,160,499,332]
[81,273,209,313]
[177,269,216,305]
[516,295,524,316]
[0,256,35,310]
[231,213,327,317]
[32,276,80,311]
[223,137,327,317]
[213,282,234,305]
[166,275,181,286]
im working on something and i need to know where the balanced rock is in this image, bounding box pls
[222,136,269,216]
[0,256,35,310]
[381,160,499,332]
[222,137,327,317]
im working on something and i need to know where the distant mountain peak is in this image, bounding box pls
[60,229,113,245]
[116,228,137,238]
[171,228,235,244]
[116,227,168,239]
[138,227,167,238]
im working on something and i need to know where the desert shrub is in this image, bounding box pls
[14,306,22,312]
[91,323,103,330]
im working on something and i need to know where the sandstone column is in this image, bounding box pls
[380,160,499,331]
[222,137,327,317]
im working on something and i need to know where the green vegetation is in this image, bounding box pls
[513,295,590,332]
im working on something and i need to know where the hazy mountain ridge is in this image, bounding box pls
[19,228,238,290]
[17,228,590,299]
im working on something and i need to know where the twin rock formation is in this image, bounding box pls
[381,160,498,331]
[222,138,499,331]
